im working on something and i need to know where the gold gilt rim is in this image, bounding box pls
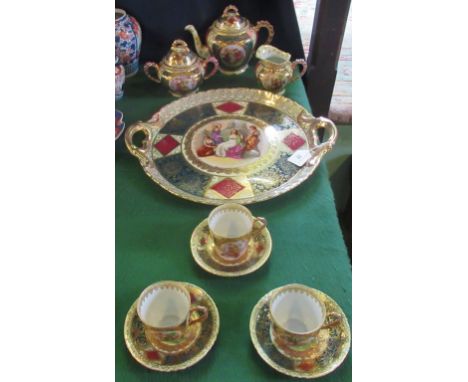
[249,285,351,379]
[190,218,272,277]
[124,282,220,372]
[126,88,328,205]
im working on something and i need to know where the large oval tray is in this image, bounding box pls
[125,88,337,205]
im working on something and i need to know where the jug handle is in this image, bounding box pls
[254,21,274,48]
[203,57,219,80]
[291,59,308,82]
[143,62,161,83]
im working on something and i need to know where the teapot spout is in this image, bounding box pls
[185,25,210,58]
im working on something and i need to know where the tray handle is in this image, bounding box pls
[124,121,154,165]
[297,111,338,166]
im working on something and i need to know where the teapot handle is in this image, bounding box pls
[291,59,308,82]
[254,21,274,48]
[203,57,219,80]
[143,62,161,83]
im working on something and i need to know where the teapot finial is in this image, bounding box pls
[222,5,240,17]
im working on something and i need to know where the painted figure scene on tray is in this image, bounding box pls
[192,119,269,169]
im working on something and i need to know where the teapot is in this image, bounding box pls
[185,5,274,75]
[144,40,219,97]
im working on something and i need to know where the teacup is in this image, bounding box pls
[137,281,208,354]
[269,284,341,357]
[208,203,266,266]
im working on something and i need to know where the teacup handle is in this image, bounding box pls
[188,305,209,325]
[291,59,307,82]
[253,217,267,232]
[203,56,219,80]
[254,21,275,48]
[321,312,342,330]
[144,62,161,83]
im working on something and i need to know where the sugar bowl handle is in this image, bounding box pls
[188,305,209,325]
[254,21,275,47]
[143,62,161,83]
[203,56,219,80]
[297,111,338,166]
[291,59,307,82]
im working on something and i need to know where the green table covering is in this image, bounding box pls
[116,67,352,381]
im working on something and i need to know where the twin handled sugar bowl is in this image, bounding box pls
[144,40,219,97]
[255,45,307,94]
[185,5,274,75]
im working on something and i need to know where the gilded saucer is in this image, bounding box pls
[250,287,350,378]
[124,282,219,372]
[190,218,272,277]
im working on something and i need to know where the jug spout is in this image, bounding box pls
[185,25,210,58]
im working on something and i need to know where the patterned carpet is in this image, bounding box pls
[293,0,352,124]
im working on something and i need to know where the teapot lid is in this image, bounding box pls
[214,5,249,33]
[163,40,198,68]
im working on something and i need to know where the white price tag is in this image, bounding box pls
[287,149,312,167]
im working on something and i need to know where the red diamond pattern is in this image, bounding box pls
[146,350,160,360]
[216,101,244,113]
[154,135,179,155]
[211,178,245,198]
[283,133,306,151]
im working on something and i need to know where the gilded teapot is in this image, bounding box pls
[144,40,219,97]
[185,5,274,75]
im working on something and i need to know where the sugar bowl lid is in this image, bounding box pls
[162,40,198,68]
[214,5,249,33]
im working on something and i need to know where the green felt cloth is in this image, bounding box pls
[116,67,352,381]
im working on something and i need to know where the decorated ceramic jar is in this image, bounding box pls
[115,57,125,100]
[144,40,219,97]
[115,8,142,77]
[255,45,307,95]
[185,5,274,75]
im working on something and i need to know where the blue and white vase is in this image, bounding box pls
[115,8,142,77]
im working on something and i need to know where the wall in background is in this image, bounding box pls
[293,0,352,124]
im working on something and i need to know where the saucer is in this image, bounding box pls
[124,282,220,372]
[250,287,350,378]
[190,218,272,277]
